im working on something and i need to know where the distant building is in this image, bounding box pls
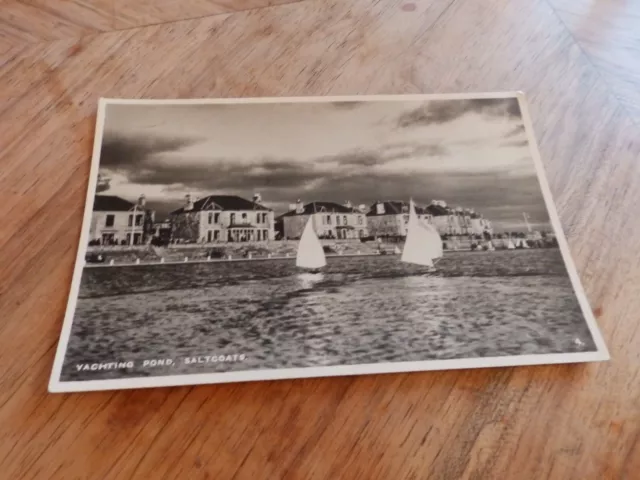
[279,200,368,239]
[367,200,493,237]
[152,220,172,244]
[89,194,153,245]
[366,201,433,238]
[169,194,274,243]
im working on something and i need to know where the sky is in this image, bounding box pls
[97,97,551,232]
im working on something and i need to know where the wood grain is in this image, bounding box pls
[114,0,302,29]
[548,0,640,122]
[0,0,114,44]
[1,0,639,478]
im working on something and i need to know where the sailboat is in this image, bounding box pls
[506,237,516,250]
[401,199,443,270]
[296,217,326,273]
[394,245,401,255]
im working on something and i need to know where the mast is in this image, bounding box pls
[523,212,532,232]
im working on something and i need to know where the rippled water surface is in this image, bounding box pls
[61,249,597,381]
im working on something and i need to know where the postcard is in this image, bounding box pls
[48,93,609,392]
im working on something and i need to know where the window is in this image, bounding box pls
[230,213,236,224]
[357,215,363,225]
[105,214,115,227]
[207,230,212,242]
[214,213,220,224]
[135,214,143,226]
[343,215,347,225]
[359,230,364,238]
[327,215,331,225]
[337,216,341,226]
[214,231,220,240]
[208,212,213,224]
[257,213,261,224]
[263,229,268,240]
[257,230,261,241]
[262,213,268,223]
[128,215,133,227]
[242,213,247,221]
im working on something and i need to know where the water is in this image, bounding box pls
[60,249,597,381]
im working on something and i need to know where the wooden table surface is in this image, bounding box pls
[1,0,639,478]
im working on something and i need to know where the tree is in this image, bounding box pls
[96,173,111,193]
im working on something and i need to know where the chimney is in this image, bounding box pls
[253,193,262,205]
[295,199,304,214]
[185,194,193,211]
[138,194,146,208]
[376,201,385,215]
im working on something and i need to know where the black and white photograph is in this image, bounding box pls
[49,93,608,392]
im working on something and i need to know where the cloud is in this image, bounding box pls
[398,98,521,128]
[501,139,528,148]
[320,143,446,168]
[100,133,201,171]
[102,150,548,231]
[100,138,450,195]
[504,124,525,138]
[96,173,111,193]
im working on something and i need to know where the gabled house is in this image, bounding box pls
[366,201,434,238]
[169,194,274,243]
[89,194,153,246]
[279,200,368,240]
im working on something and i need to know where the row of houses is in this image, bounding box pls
[278,200,493,239]
[88,194,493,246]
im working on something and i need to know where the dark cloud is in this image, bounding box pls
[322,144,446,168]
[102,139,446,193]
[101,130,546,229]
[504,124,525,138]
[398,98,521,128]
[121,158,318,191]
[100,133,200,170]
[96,173,111,193]
[501,139,528,148]
[108,155,548,230]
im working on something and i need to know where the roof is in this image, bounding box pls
[366,201,428,216]
[280,202,359,217]
[424,204,449,216]
[170,195,271,215]
[367,200,486,218]
[93,195,135,211]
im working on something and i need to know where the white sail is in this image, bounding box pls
[296,217,326,269]
[401,199,442,267]
[507,238,516,249]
